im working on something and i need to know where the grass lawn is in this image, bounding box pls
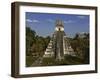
[26,56,38,67]
[41,55,84,66]
[26,55,88,67]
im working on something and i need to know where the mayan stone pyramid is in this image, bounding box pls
[43,20,75,61]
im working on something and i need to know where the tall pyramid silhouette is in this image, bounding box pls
[43,20,75,61]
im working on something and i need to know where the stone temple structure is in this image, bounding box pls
[43,20,75,61]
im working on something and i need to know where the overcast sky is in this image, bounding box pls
[26,12,89,37]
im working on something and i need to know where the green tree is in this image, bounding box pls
[70,33,89,61]
[26,27,36,56]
